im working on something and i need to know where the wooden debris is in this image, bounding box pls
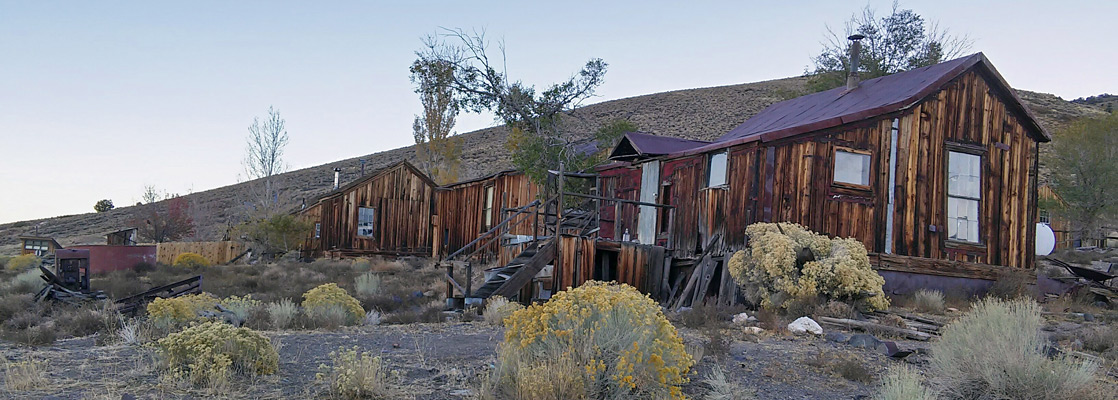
[817,316,934,341]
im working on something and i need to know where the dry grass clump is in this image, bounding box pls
[986,269,1034,300]
[813,299,858,320]
[928,298,1100,399]
[266,298,299,330]
[877,365,934,400]
[5,254,40,271]
[317,346,396,399]
[483,296,523,326]
[805,350,873,383]
[155,321,278,388]
[354,271,382,298]
[702,366,757,400]
[1082,325,1118,360]
[912,289,945,314]
[728,222,889,311]
[382,301,445,325]
[490,281,694,399]
[3,357,48,391]
[7,268,45,294]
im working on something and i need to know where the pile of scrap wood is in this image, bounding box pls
[1045,258,1117,303]
[818,310,945,341]
[33,265,107,304]
[667,235,739,309]
[114,275,203,315]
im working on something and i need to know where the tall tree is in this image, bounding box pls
[134,196,195,243]
[416,28,607,185]
[410,58,462,185]
[243,106,289,216]
[1047,112,1118,242]
[806,1,971,92]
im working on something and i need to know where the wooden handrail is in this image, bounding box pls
[444,199,542,261]
[561,192,674,208]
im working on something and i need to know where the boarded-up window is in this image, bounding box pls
[357,207,376,238]
[707,151,727,187]
[947,151,981,243]
[833,149,871,187]
[482,185,495,231]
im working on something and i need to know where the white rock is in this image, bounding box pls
[787,316,823,335]
[732,312,757,324]
[743,326,764,334]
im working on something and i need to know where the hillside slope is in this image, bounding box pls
[0,76,1106,253]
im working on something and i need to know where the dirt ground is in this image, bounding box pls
[0,321,907,400]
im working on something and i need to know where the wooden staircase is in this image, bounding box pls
[470,238,557,300]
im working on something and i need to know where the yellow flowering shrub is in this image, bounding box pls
[147,293,219,325]
[302,283,365,325]
[317,346,395,399]
[729,222,889,311]
[154,321,278,387]
[494,281,694,399]
[5,254,40,271]
[173,252,211,268]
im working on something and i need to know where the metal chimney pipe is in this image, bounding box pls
[333,167,341,190]
[847,34,865,90]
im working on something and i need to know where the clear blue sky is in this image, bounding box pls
[1,1,1114,224]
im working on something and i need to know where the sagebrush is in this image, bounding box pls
[728,222,889,311]
[173,252,211,268]
[154,321,278,387]
[483,296,523,326]
[492,281,694,399]
[317,346,395,399]
[928,298,1099,399]
[302,283,365,326]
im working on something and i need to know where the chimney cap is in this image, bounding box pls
[848,34,865,41]
[333,167,342,172]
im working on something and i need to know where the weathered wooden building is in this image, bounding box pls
[19,235,62,256]
[595,52,1049,297]
[433,170,543,262]
[299,161,437,258]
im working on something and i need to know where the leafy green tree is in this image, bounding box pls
[410,58,462,185]
[236,214,313,256]
[94,199,114,213]
[415,28,607,185]
[1047,112,1118,242]
[806,2,971,92]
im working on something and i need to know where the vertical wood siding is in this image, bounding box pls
[435,171,541,261]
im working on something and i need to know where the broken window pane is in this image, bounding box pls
[357,207,375,238]
[833,150,871,186]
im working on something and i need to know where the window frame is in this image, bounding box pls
[706,151,729,188]
[356,207,376,238]
[831,146,873,192]
[481,185,496,232]
[944,144,985,246]
[314,222,321,239]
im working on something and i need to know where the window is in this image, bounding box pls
[314,223,321,239]
[707,151,728,187]
[947,151,981,243]
[24,240,49,251]
[833,149,871,187]
[482,186,495,231]
[357,207,375,238]
[1038,209,1050,224]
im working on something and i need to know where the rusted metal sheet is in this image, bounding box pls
[67,245,157,274]
[596,164,641,241]
[661,156,704,258]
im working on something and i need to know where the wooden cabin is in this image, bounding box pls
[19,235,62,256]
[299,161,437,258]
[434,170,542,263]
[1037,185,1072,249]
[597,53,1049,296]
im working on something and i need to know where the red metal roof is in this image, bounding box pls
[685,53,1049,156]
[608,132,711,161]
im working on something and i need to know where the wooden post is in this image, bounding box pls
[465,262,473,298]
[445,263,454,298]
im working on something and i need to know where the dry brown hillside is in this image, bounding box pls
[0,76,1106,253]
